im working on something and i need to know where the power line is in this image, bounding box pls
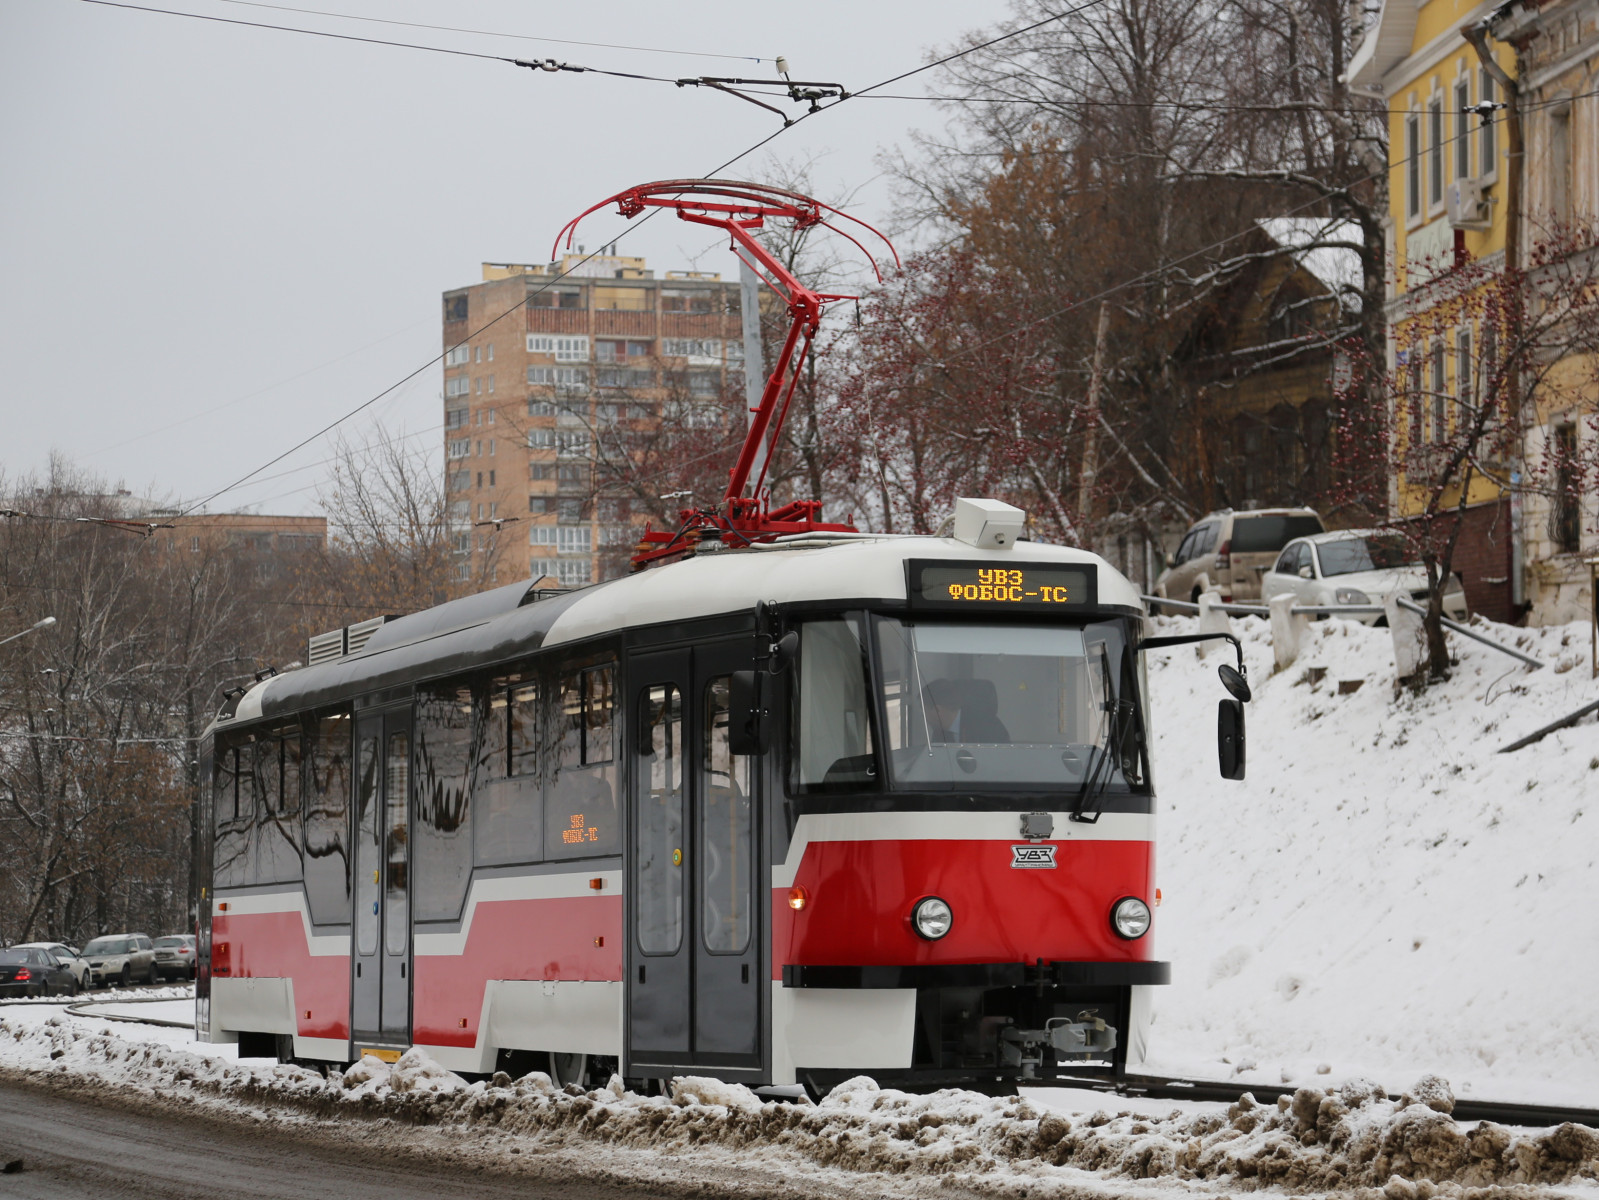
[208,0,770,63]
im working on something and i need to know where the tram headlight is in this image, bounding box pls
[1111,897,1152,940]
[911,896,953,940]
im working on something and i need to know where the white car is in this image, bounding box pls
[15,942,90,990]
[1262,530,1468,625]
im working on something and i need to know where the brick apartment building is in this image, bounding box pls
[441,255,746,586]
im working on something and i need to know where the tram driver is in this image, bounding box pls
[924,677,1010,744]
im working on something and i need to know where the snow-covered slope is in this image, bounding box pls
[1142,613,1599,1106]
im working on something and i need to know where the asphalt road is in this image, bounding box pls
[0,1077,675,1200]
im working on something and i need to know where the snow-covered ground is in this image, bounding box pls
[1,613,1595,1195]
[1144,613,1599,1108]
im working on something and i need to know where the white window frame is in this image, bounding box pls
[445,376,470,398]
[447,439,470,459]
[528,334,556,354]
[1428,92,1445,214]
[1405,109,1422,224]
[1479,70,1499,182]
[1453,73,1472,182]
[555,336,589,363]
[445,345,470,366]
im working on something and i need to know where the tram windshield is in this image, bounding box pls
[873,617,1145,792]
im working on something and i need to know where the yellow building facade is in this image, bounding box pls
[1353,0,1520,620]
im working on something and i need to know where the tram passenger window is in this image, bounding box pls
[635,685,684,955]
[213,742,247,888]
[475,678,543,866]
[702,677,752,954]
[383,732,410,956]
[258,733,304,885]
[546,663,619,860]
[790,618,876,792]
[243,738,270,886]
[303,712,353,926]
[509,683,538,776]
[414,685,473,922]
[354,735,380,956]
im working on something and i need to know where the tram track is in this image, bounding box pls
[1062,1071,1599,1131]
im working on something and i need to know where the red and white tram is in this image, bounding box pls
[196,182,1248,1094]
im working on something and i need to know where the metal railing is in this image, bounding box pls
[1143,593,1544,669]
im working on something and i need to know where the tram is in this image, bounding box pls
[196,182,1249,1094]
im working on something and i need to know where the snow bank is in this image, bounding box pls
[3,1019,1594,1194]
[1143,613,1599,1105]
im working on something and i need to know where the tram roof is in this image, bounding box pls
[218,535,1138,732]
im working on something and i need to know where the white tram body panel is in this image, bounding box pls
[198,529,1167,1089]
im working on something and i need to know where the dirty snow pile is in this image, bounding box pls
[3,1017,1597,1196]
[1142,613,1599,1106]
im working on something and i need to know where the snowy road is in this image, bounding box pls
[0,1077,677,1200]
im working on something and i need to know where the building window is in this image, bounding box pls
[661,288,713,313]
[725,339,744,362]
[530,463,554,481]
[487,375,495,394]
[528,398,556,417]
[558,498,584,520]
[528,335,555,355]
[596,367,653,390]
[1454,77,1471,180]
[555,336,589,362]
[1455,328,1472,409]
[1428,96,1444,209]
[487,344,494,362]
[1406,113,1421,220]
[475,346,482,363]
[476,473,483,489]
[488,439,495,456]
[662,337,719,360]
[1550,103,1572,224]
[446,408,468,430]
[489,470,496,486]
[1480,71,1498,178]
[528,430,555,449]
[475,440,482,456]
[529,287,582,309]
[448,471,470,491]
[529,497,553,514]
[446,376,470,398]
[445,345,470,366]
[447,439,470,459]
[556,431,590,457]
[1551,424,1580,552]
[1429,343,1447,444]
[555,560,592,586]
[444,294,468,322]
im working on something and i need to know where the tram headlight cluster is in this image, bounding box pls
[911,896,954,940]
[1111,897,1152,939]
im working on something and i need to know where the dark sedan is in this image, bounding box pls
[0,946,79,997]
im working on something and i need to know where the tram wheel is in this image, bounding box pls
[548,1052,587,1089]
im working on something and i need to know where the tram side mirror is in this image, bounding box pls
[769,630,800,674]
[728,670,768,755]
[1218,698,1246,780]
[1218,663,1252,702]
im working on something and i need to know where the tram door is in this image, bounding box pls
[627,645,761,1075]
[350,707,413,1048]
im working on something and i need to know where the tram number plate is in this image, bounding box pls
[1011,844,1057,869]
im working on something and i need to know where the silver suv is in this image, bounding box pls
[1156,508,1325,604]
[81,933,158,988]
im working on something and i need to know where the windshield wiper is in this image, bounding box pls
[1071,697,1137,824]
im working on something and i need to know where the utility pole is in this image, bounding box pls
[1076,303,1111,541]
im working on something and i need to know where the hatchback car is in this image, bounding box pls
[152,934,197,980]
[0,946,79,997]
[1261,530,1468,624]
[14,942,89,990]
[1155,508,1325,604]
[81,933,158,987]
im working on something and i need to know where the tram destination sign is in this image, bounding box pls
[907,560,1098,611]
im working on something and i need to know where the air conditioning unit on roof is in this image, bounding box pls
[1446,179,1491,230]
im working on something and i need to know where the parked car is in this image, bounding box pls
[152,934,197,981]
[14,942,89,990]
[0,946,79,997]
[81,933,158,987]
[1155,508,1325,604]
[1261,530,1468,625]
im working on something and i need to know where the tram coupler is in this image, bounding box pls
[1000,1015,1118,1078]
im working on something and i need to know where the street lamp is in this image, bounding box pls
[0,615,55,649]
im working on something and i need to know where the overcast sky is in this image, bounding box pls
[1,0,1002,516]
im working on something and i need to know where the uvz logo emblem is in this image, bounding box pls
[1011,844,1057,869]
